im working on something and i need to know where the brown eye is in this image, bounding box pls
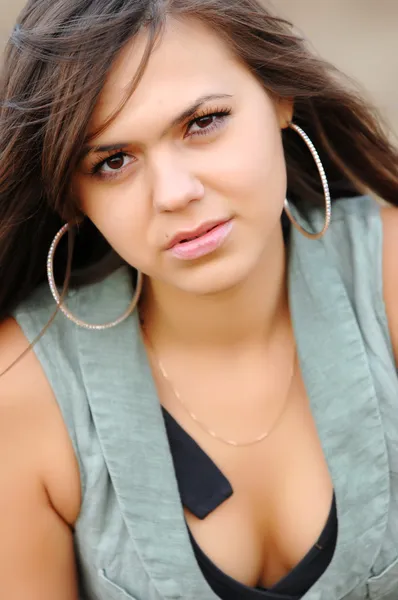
[92,152,135,179]
[195,115,216,129]
[106,153,125,170]
[186,110,231,138]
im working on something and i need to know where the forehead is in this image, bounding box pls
[89,18,245,134]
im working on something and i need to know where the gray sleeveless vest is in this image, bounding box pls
[14,195,398,600]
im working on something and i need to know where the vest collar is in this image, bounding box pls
[287,225,389,599]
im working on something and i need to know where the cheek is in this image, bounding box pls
[77,181,154,267]
[210,114,287,218]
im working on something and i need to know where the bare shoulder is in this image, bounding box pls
[0,317,80,599]
[381,206,398,366]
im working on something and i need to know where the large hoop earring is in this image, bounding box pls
[283,122,331,240]
[47,223,143,330]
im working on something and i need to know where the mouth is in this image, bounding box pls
[166,219,234,261]
[167,219,230,249]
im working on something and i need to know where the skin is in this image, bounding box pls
[0,16,398,599]
[76,17,293,345]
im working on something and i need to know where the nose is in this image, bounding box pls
[151,153,205,213]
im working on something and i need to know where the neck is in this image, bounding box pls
[140,225,288,349]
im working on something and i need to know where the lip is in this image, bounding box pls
[166,219,231,250]
[167,219,233,261]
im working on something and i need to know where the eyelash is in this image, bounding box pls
[89,106,232,180]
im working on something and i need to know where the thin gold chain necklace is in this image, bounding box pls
[143,327,297,448]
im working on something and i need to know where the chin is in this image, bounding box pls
[174,255,256,297]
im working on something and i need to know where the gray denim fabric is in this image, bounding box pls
[14,195,398,599]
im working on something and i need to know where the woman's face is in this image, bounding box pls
[75,18,293,296]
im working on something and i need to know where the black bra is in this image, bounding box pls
[162,408,338,600]
[189,494,337,600]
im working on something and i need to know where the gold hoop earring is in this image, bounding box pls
[47,223,143,330]
[284,122,331,240]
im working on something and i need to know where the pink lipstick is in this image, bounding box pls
[169,220,233,261]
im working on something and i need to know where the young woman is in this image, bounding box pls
[1,1,398,599]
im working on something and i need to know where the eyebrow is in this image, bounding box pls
[80,93,233,159]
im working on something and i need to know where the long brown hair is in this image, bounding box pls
[1,0,398,322]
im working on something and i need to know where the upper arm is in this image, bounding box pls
[381,206,398,367]
[0,317,80,599]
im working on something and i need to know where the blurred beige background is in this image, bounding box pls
[1,0,398,133]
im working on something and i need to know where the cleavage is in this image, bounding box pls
[162,378,334,588]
